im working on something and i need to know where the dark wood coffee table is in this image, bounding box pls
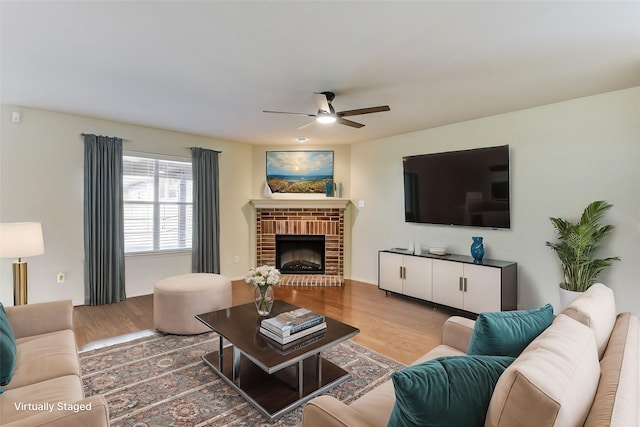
[196,300,359,421]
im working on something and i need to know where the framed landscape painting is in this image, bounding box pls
[266,151,334,193]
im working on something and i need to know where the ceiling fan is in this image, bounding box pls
[263,91,390,129]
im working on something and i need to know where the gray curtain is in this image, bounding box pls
[83,134,126,305]
[191,147,220,273]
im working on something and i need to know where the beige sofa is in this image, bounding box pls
[0,300,109,426]
[303,284,638,427]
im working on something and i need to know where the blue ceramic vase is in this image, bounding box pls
[325,180,334,197]
[470,237,484,263]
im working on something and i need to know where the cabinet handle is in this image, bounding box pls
[403,266,407,279]
[400,266,403,279]
[459,277,463,291]
[464,277,468,292]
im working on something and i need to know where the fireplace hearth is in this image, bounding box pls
[276,235,325,274]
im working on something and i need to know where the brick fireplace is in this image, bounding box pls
[251,199,348,286]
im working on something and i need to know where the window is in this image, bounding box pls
[123,154,192,253]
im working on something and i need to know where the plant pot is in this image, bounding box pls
[559,286,583,309]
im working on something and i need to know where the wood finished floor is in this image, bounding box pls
[74,279,464,364]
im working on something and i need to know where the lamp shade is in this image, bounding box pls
[0,222,45,258]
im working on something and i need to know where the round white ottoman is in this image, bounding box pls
[154,273,232,335]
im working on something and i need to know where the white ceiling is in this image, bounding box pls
[1,1,639,146]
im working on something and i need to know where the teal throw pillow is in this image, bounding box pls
[388,355,515,427]
[467,303,553,358]
[0,303,17,391]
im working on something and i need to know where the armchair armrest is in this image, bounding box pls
[441,316,476,353]
[303,395,377,427]
[2,395,109,427]
[5,300,74,339]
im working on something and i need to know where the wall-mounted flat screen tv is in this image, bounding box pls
[403,145,510,229]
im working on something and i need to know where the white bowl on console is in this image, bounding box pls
[428,247,447,256]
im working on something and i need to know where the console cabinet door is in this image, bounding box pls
[403,256,433,301]
[463,264,501,313]
[379,252,404,293]
[432,259,464,310]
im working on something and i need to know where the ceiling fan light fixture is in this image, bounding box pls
[264,91,389,130]
[316,113,337,124]
[296,137,308,143]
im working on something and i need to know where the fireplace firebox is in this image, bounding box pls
[275,235,325,275]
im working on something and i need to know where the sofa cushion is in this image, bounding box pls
[467,304,553,358]
[388,355,515,427]
[3,329,80,391]
[0,374,85,425]
[412,344,466,365]
[585,312,639,427]
[345,344,466,427]
[0,303,17,391]
[561,283,617,359]
[486,314,600,427]
[350,379,397,426]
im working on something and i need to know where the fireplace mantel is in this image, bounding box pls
[250,198,350,210]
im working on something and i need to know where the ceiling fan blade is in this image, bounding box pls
[337,117,365,128]
[263,110,316,117]
[314,93,331,113]
[297,120,317,130]
[337,105,390,117]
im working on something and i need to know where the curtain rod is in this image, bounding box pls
[80,136,222,152]
[81,133,130,142]
[190,147,222,153]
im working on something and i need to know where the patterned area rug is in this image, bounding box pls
[80,332,404,426]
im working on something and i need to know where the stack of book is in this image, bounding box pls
[264,330,326,355]
[260,308,326,345]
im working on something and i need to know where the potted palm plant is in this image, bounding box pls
[546,200,620,307]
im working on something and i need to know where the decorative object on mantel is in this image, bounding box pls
[546,200,620,307]
[262,182,273,198]
[337,182,343,198]
[266,151,334,193]
[245,265,280,315]
[470,236,484,263]
[325,179,334,197]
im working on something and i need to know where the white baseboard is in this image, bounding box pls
[347,276,378,286]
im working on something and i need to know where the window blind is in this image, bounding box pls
[123,155,192,253]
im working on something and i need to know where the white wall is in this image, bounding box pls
[0,106,253,305]
[350,87,640,314]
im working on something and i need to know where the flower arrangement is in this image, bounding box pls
[245,265,281,290]
[245,265,280,315]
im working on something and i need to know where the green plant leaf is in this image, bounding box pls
[546,201,619,292]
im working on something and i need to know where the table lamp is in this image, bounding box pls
[0,222,45,305]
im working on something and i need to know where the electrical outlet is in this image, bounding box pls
[233,255,240,264]
[57,272,65,284]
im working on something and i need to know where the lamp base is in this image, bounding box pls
[13,261,28,305]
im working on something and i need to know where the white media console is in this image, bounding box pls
[378,249,517,314]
